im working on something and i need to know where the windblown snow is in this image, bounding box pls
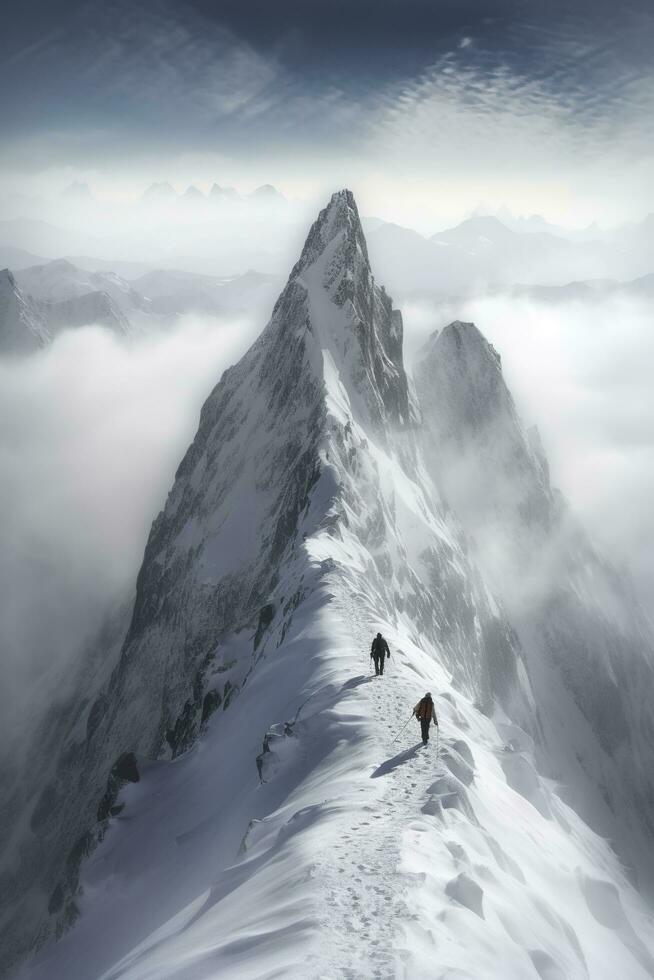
[4,191,654,980]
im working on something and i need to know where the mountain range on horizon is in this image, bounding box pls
[2,189,654,979]
[1,200,654,329]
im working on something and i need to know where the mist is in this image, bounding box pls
[2,285,653,745]
[0,314,260,740]
[403,291,654,612]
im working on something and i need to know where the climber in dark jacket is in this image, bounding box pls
[413,692,438,745]
[370,632,390,675]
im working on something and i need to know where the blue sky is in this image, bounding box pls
[1,0,653,223]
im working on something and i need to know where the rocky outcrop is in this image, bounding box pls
[0,266,131,354]
[0,268,49,353]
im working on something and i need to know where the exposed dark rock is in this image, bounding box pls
[256,721,295,783]
[201,689,222,726]
[166,701,198,759]
[254,603,276,650]
[47,885,64,916]
[86,694,109,741]
[30,783,58,833]
[97,752,140,822]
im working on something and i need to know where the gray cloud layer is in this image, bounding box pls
[0,315,259,741]
[404,291,654,610]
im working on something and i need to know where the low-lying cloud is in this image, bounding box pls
[0,314,259,741]
[2,289,652,750]
[403,291,654,612]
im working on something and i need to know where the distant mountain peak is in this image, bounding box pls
[438,318,500,361]
[209,183,239,199]
[142,182,177,201]
[41,258,78,273]
[416,319,507,433]
[249,184,285,202]
[182,185,205,200]
[431,214,515,248]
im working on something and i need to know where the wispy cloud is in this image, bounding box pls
[367,33,654,168]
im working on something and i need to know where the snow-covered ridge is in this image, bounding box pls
[0,268,49,353]
[414,318,654,888]
[15,259,150,314]
[0,265,130,353]
[4,190,654,980]
[0,259,283,352]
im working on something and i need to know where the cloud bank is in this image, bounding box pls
[404,291,654,611]
[0,315,259,740]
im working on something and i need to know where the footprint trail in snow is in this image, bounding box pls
[312,601,446,978]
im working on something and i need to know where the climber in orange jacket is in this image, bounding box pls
[413,692,438,745]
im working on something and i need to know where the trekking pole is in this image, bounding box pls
[436,725,440,761]
[391,714,414,743]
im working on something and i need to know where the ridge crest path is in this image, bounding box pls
[311,598,445,979]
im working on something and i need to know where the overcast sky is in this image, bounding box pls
[2,0,654,226]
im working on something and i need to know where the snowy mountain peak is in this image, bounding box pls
[432,214,514,245]
[181,185,205,201]
[425,318,500,361]
[209,182,238,199]
[291,188,369,279]
[141,181,177,202]
[42,258,78,274]
[280,188,409,428]
[250,183,285,202]
[416,320,510,445]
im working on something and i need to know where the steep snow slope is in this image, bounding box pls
[0,266,130,353]
[16,260,150,315]
[23,596,654,980]
[6,192,654,980]
[0,268,49,353]
[414,322,654,891]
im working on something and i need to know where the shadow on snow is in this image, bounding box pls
[370,743,424,778]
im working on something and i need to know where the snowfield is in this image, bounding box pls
[24,578,654,980]
[8,191,654,979]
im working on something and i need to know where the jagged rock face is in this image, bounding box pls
[0,268,49,353]
[0,266,131,354]
[289,189,410,432]
[414,318,654,889]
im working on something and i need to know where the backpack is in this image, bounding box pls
[416,697,432,720]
